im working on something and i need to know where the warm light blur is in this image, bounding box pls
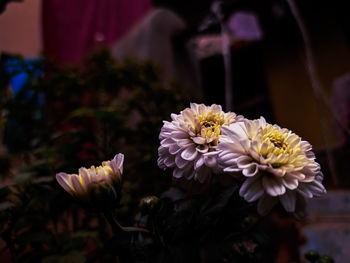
[0,0,42,57]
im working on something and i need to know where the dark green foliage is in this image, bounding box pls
[128,184,269,263]
[0,49,193,262]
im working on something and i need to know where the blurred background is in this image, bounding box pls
[1,0,350,262]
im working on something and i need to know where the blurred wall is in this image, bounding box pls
[0,0,42,57]
[264,9,350,149]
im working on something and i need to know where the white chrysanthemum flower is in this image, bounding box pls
[56,154,124,209]
[217,117,326,215]
[158,103,243,182]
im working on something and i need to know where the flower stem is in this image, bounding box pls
[104,211,149,234]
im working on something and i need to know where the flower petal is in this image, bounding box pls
[171,131,188,139]
[181,146,198,161]
[242,163,258,177]
[164,155,176,168]
[257,194,278,216]
[239,139,251,151]
[204,155,217,168]
[221,122,247,139]
[262,176,285,196]
[110,153,124,174]
[236,156,253,168]
[223,167,241,172]
[194,156,205,170]
[196,144,209,153]
[56,172,73,193]
[218,152,240,166]
[287,171,305,180]
[279,191,296,212]
[173,167,184,178]
[79,168,90,188]
[296,184,313,198]
[176,139,193,148]
[169,143,181,154]
[71,174,85,194]
[282,175,299,190]
[192,137,206,144]
[161,138,175,147]
[239,176,264,202]
[175,154,187,169]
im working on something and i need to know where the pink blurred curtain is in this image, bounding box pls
[42,0,152,65]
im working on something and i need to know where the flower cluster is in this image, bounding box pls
[56,103,326,216]
[158,103,326,215]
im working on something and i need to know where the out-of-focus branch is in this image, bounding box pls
[285,0,339,186]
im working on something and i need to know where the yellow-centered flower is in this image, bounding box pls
[56,154,124,210]
[217,117,326,215]
[158,103,243,182]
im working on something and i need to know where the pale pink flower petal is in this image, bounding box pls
[257,194,278,216]
[71,175,85,193]
[181,146,198,161]
[56,172,73,193]
[262,176,286,197]
[279,191,296,212]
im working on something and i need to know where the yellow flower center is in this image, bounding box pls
[97,165,114,176]
[85,163,115,182]
[268,134,287,150]
[198,112,224,140]
[262,126,290,155]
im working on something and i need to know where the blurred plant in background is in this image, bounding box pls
[0,49,192,262]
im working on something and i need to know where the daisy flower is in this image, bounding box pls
[217,117,326,215]
[158,103,243,182]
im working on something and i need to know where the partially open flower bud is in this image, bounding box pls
[56,153,124,211]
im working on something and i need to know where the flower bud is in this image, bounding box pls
[139,196,160,214]
[56,153,124,211]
